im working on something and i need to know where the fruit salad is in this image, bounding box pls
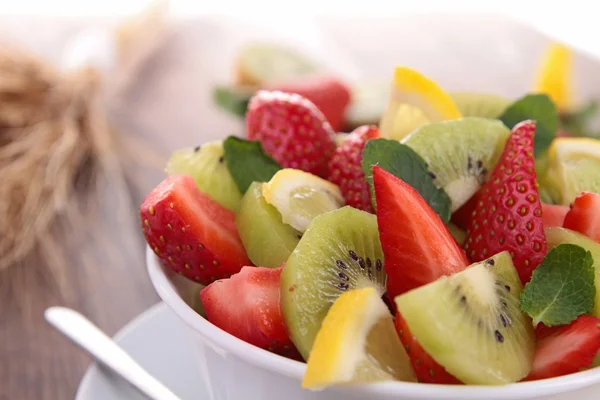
[140,42,600,389]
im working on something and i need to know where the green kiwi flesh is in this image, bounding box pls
[552,157,600,205]
[238,43,319,84]
[402,117,510,212]
[450,92,511,119]
[280,206,385,360]
[236,182,301,268]
[166,141,242,211]
[395,251,535,385]
[545,227,600,317]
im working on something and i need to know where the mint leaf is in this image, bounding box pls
[361,138,452,223]
[520,244,595,327]
[223,137,281,193]
[213,86,254,118]
[499,94,558,157]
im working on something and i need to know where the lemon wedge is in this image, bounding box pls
[533,42,573,113]
[302,287,416,389]
[262,169,344,232]
[379,66,462,140]
[546,137,600,204]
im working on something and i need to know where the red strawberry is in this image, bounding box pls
[524,315,600,381]
[200,266,301,359]
[264,75,351,132]
[464,120,547,284]
[373,166,470,300]
[563,192,600,243]
[395,313,462,384]
[246,90,336,177]
[542,203,569,228]
[327,125,380,212]
[140,174,251,285]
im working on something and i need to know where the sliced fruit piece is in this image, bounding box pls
[464,120,547,284]
[533,42,573,113]
[236,182,301,268]
[450,92,511,118]
[524,315,600,381]
[545,227,600,317]
[281,207,385,360]
[262,168,344,233]
[140,175,251,285]
[542,203,569,228]
[345,81,389,129]
[395,313,461,384]
[373,166,469,299]
[403,117,510,212]
[395,251,536,385]
[327,125,380,212]
[302,287,416,389]
[379,66,462,141]
[165,141,242,211]
[546,137,600,205]
[201,266,301,359]
[246,90,336,177]
[563,192,600,243]
[335,133,348,146]
[264,75,351,132]
[451,189,481,231]
[448,222,467,247]
[235,43,319,86]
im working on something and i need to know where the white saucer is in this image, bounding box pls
[76,302,209,400]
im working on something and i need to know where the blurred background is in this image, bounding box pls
[1,1,600,399]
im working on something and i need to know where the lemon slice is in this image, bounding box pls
[546,137,600,204]
[302,287,416,389]
[262,169,344,232]
[533,42,573,113]
[379,66,462,140]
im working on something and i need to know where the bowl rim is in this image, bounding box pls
[146,245,600,399]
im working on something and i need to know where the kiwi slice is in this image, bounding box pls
[450,92,511,118]
[395,251,535,385]
[545,227,600,317]
[402,117,510,212]
[280,206,385,360]
[166,141,242,211]
[235,43,319,86]
[236,182,301,268]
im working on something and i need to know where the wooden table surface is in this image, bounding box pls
[2,14,600,400]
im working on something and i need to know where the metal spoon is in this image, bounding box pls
[45,306,182,400]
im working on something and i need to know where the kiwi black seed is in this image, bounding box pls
[395,251,535,385]
[280,206,385,360]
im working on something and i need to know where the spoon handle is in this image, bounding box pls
[45,306,182,400]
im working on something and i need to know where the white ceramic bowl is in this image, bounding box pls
[147,246,600,400]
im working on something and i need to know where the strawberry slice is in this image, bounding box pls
[200,266,301,359]
[394,312,462,384]
[464,120,547,284]
[327,125,380,212]
[246,90,337,177]
[542,203,569,228]
[563,192,600,243]
[140,174,251,285]
[264,75,351,132]
[373,166,470,299]
[524,315,600,381]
